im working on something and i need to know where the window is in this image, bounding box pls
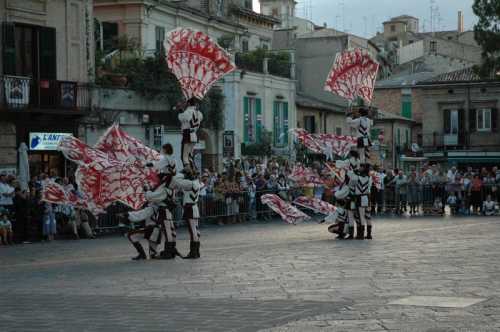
[2,23,56,79]
[401,90,412,119]
[273,101,289,146]
[336,127,342,136]
[429,40,437,53]
[244,0,252,9]
[477,108,492,132]
[272,8,279,17]
[397,128,401,147]
[155,26,165,55]
[243,96,262,143]
[102,22,119,52]
[153,126,162,147]
[303,116,316,133]
[261,43,269,50]
[390,25,396,32]
[405,129,410,146]
[241,39,249,52]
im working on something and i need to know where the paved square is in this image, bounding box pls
[1,216,500,331]
[388,296,487,308]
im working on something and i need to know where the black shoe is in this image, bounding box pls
[366,225,373,239]
[184,241,200,259]
[356,225,365,240]
[132,242,147,260]
[345,226,355,240]
[160,242,178,260]
[336,222,345,239]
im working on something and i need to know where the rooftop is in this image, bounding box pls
[376,71,437,88]
[376,109,416,122]
[295,93,345,112]
[419,67,482,84]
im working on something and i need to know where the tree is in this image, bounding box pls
[473,0,500,78]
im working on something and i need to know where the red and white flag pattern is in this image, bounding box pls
[165,27,236,100]
[292,129,357,158]
[293,196,337,215]
[41,181,104,215]
[289,165,325,186]
[324,48,379,103]
[261,194,311,224]
[57,125,160,211]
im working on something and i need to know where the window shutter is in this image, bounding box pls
[469,108,476,132]
[492,108,498,132]
[255,98,262,143]
[283,102,289,144]
[458,109,465,145]
[39,27,57,79]
[443,109,450,134]
[273,102,279,145]
[2,22,16,75]
[243,97,249,143]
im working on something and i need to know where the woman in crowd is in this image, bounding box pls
[470,174,483,215]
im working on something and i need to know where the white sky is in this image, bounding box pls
[252,0,477,38]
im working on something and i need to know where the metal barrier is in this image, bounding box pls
[94,184,500,232]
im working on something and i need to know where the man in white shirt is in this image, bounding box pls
[0,174,15,212]
[178,98,203,170]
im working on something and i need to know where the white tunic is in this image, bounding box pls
[128,205,160,227]
[178,106,203,142]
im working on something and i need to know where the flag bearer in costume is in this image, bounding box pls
[324,199,348,239]
[354,163,372,239]
[153,143,177,188]
[144,184,182,259]
[178,98,203,170]
[127,202,164,260]
[347,108,373,163]
[172,167,202,259]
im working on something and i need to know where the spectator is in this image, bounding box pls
[277,174,290,201]
[13,187,29,243]
[0,207,13,245]
[391,169,408,215]
[447,192,458,215]
[0,174,15,213]
[74,208,95,239]
[43,201,57,241]
[482,195,497,216]
[407,168,420,215]
[247,175,257,221]
[470,175,483,215]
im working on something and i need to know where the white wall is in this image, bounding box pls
[398,40,424,65]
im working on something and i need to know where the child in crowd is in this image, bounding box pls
[0,208,13,245]
[447,192,458,215]
[431,197,444,215]
[482,195,498,216]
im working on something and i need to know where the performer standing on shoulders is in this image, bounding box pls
[347,107,373,163]
[172,166,202,259]
[178,98,203,170]
[153,143,177,188]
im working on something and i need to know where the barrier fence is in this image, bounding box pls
[93,184,500,233]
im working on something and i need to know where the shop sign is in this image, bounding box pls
[0,167,17,175]
[29,132,73,151]
[223,131,234,158]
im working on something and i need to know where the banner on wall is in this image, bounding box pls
[29,133,73,151]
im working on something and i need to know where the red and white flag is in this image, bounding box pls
[324,48,379,103]
[41,181,104,215]
[261,194,311,224]
[293,196,337,215]
[289,164,325,186]
[292,129,357,159]
[57,125,161,211]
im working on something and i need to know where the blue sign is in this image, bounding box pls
[29,132,72,151]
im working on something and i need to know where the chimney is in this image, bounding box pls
[458,11,464,33]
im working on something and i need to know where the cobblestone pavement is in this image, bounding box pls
[1,216,500,331]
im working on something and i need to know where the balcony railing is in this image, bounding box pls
[235,52,293,79]
[1,75,91,112]
[422,132,466,151]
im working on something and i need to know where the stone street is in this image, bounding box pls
[1,216,500,331]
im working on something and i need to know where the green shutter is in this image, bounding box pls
[2,22,16,75]
[283,102,289,145]
[401,95,412,119]
[39,27,57,79]
[370,128,381,141]
[256,98,262,143]
[273,101,279,145]
[243,96,249,143]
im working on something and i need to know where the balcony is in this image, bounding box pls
[1,76,91,113]
[235,50,294,79]
[422,132,466,152]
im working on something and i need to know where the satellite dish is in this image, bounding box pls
[411,143,420,153]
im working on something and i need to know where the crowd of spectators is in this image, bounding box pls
[0,173,95,245]
[2,160,499,245]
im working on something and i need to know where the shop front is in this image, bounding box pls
[28,132,73,177]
